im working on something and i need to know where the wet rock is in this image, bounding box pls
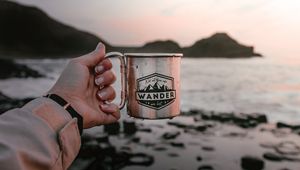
[202,146,215,151]
[167,121,188,128]
[81,133,97,143]
[182,109,206,116]
[104,122,120,135]
[0,59,43,79]
[131,137,140,143]
[275,141,300,155]
[277,122,300,130]
[120,146,132,152]
[99,143,116,155]
[138,127,152,133]
[170,142,185,148]
[196,156,203,161]
[193,123,208,132]
[195,110,267,128]
[78,140,102,158]
[241,156,264,170]
[0,92,33,114]
[153,146,167,151]
[263,152,284,162]
[162,131,180,140]
[223,131,247,138]
[168,153,179,157]
[123,120,137,135]
[247,113,268,123]
[94,133,109,143]
[198,165,214,170]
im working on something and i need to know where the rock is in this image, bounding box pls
[277,122,300,131]
[167,121,189,129]
[104,122,120,135]
[0,59,43,79]
[140,40,182,53]
[196,156,203,161]
[123,120,137,135]
[241,156,264,170]
[153,146,168,151]
[198,165,214,170]
[138,127,152,133]
[162,131,181,140]
[185,32,262,58]
[247,113,268,123]
[78,140,102,158]
[0,1,111,57]
[0,92,33,114]
[170,142,185,148]
[131,137,140,143]
[275,141,300,155]
[202,146,215,151]
[168,153,179,157]
[99,143,116,155]
[263,152,284,162]
[94,133,109,143]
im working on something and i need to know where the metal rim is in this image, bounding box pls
[124,53,183,58]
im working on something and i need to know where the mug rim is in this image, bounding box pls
[124,53,183,57]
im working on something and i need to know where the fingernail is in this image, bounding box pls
[95,42,103,51]
[95,76,104,85]
[95,65,104,73]
[97,90,107,99]
[101,103,116,112]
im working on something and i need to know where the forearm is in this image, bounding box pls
[0,97,81,170]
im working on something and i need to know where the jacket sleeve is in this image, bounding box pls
[0,97,81,170]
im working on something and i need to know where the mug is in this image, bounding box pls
[105,52,182,119]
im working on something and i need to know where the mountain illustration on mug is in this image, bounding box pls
[135,73,176,110]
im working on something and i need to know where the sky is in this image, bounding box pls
[13,0,300,59]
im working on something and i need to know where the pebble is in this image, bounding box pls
[241,156,264,170]
[104,122,120,135]
[123,120,137,135]
[162,131,181,140]
[263,152,284,162]
[198,165,214,170]
[170,142,185,148]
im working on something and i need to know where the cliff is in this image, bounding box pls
[0,1,261,58]
[184,33,261,58]
[0,1,111,58]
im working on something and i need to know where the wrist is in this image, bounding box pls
[44,93,83,135]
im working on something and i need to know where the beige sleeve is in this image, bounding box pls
[0,97,81,170]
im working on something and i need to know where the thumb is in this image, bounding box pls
[77,42,106,67]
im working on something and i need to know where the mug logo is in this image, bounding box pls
[136,73,176,110]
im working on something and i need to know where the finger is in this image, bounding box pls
[100,103,120,120]
[97,86,116,101]
[77,42,106,67]
[94,70,116,86]
[94,58,113,74]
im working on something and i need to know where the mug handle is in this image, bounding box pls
[104,52,127,109]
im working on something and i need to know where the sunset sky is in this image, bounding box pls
[14,0,300,59]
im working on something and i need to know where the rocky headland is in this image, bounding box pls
[0,1,261,58]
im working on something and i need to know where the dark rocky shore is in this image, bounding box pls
[68,110,300,170]
[0,93,299,170]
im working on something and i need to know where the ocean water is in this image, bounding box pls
[1,57,300,123]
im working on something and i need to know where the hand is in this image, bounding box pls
[48,43,120,128]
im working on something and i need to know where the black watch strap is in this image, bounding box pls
[44,94,83,135]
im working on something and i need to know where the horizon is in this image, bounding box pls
[12,0,300,59]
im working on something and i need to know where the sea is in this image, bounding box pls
[1,57,300,123]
